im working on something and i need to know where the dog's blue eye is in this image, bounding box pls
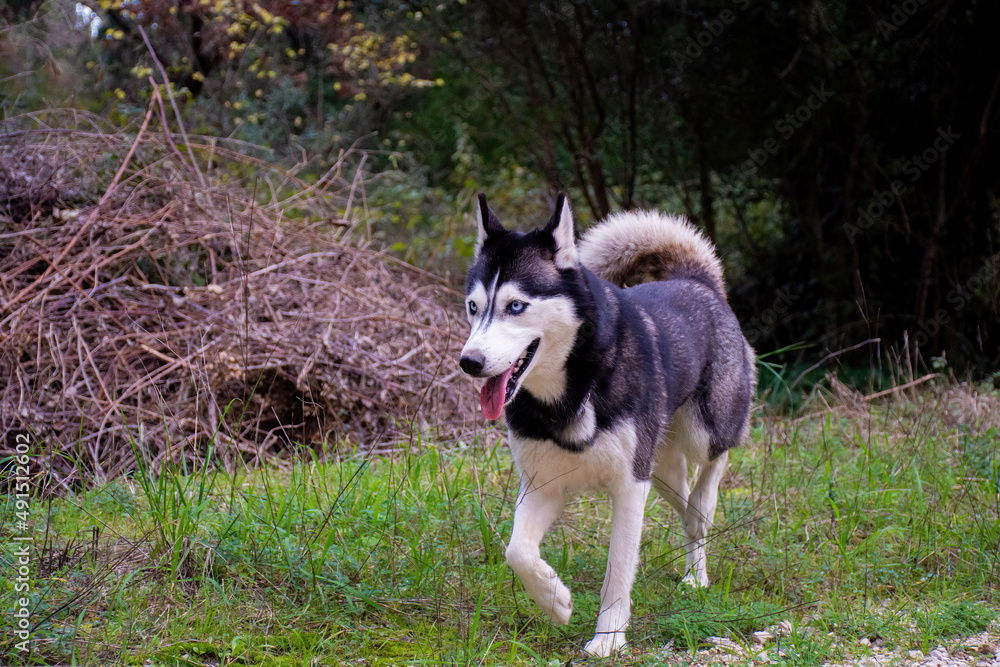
[468,301,478,315]
[508,300,527,314]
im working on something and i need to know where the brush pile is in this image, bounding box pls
[0,109,478,486]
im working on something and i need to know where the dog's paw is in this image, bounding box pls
[539,580,573,625]
[681,571,709,588]
[584,632,627,658]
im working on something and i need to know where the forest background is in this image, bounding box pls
[3,3,1000,665]
[4,0,999,382]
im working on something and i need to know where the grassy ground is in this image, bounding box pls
[2,385,998,666]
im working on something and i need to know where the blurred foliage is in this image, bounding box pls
[2,0,999,376]
[1,0,439,159]
[383,0,1000,376]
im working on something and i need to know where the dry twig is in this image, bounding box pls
[0,110,478,485]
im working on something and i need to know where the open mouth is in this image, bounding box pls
[480,338,540,420]
[505,338,540,401]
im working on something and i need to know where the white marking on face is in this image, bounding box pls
[487,269,501,301]
[462,277,582,404]
[462,281,540,377]
[494,282,529,314]
[517,295,580,402]
[466,280,488,327]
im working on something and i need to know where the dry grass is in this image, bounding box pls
[0,107,478,489]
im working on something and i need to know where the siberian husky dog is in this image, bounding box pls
[459,193,756,657]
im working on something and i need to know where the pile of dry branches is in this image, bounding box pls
[0,109,479,486]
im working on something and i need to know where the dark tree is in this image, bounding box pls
[403,0,1000,375]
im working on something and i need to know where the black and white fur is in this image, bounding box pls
[459,194,756,657]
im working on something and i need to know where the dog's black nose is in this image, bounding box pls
[460,353,485,376]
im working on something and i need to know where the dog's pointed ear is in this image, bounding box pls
[544,192,579,270]
[474,193,505,258]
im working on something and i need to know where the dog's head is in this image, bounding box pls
[460,193,585,420]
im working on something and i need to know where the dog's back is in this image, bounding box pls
[578,208,756,616]
[580,210,757,462]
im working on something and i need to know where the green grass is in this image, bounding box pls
[2,388,998,665]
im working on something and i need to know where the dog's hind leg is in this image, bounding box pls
[654,404,726,587]
[683,450,728,587]
[584,478,652,658]
[652,441,698,578]
[652,442,690,528]
[506,480,572,625]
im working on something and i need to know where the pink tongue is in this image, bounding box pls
[480,366,514,420]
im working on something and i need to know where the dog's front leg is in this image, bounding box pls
[506,481,572,624]
[585,479,651,657]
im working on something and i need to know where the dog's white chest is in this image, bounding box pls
[508,419,637,495]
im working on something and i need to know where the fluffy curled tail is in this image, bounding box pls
[578,210,726,296]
